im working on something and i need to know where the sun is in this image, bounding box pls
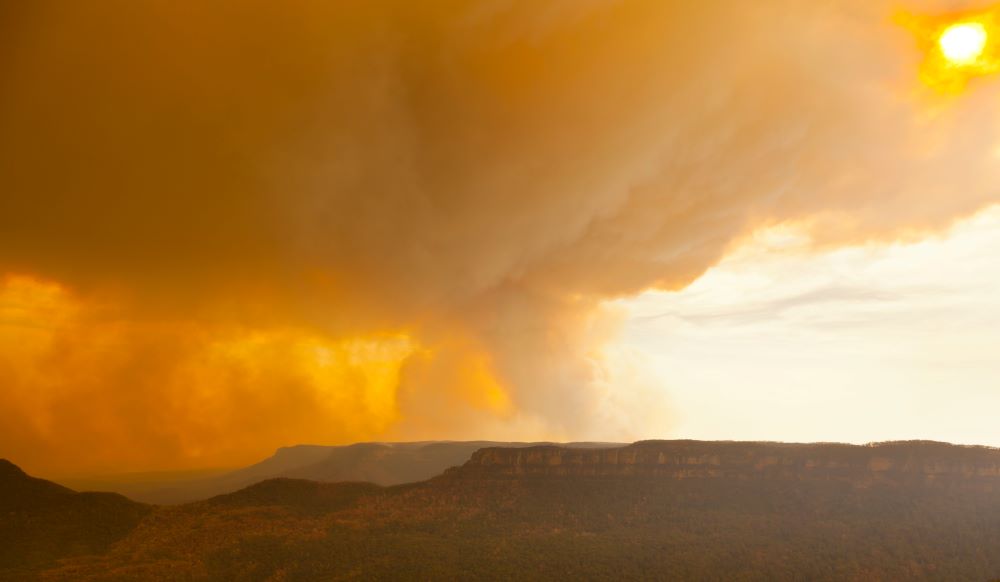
[898,8,1000,92]
[939,22,989,66]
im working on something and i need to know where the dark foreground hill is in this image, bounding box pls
[59,441,620,504]
[8,440,1000,581]
[0,460,150,579]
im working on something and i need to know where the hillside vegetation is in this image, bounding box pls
[5,441,1000,581]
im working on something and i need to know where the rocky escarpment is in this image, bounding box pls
[448,440,1000,489]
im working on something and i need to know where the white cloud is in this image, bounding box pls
[617,206,1000,445]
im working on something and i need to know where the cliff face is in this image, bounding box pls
[13,444,1000,581]
[63,441,626,504]
[450,440,1000,489]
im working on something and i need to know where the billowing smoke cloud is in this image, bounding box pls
[1,0,998,473]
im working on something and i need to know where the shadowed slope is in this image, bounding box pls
[0,460,151,579]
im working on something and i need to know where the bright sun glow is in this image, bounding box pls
[899,9,1000,91]
[939,22,989,65]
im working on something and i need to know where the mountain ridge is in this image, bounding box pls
[55,440,624,504]
[8,440,1000,580]
[449,439,1000,487]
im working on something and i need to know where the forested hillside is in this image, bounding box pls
[6,441,1000,581]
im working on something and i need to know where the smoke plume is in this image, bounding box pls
[1,0,998,473]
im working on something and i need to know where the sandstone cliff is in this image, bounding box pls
[448,440,1000,489]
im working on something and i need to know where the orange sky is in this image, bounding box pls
[2,1,999,475]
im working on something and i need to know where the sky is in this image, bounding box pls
[618,205,1000,446]
[1,0,999,476]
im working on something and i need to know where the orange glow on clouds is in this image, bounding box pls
[0,274,517,475]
